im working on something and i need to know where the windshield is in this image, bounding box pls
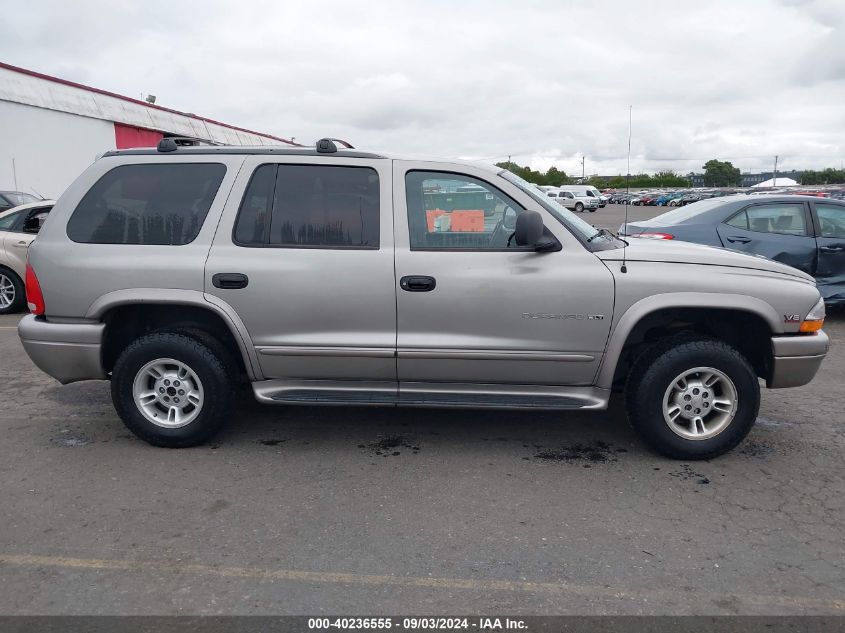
[2,192,39,206]
[651,197,731,223]
[499,169,622,248]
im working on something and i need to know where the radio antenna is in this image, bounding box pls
[621,105,632,274]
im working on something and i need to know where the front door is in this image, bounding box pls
[392,161,614,389]
[205,156,396,383]
[717,200,817,274]
[812,201,845,303]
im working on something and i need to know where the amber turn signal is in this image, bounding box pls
[799,319,824,333]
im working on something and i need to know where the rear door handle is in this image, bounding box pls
[212,273,249,289]
[400,275,436,292]
[726,236,751,244]
[819,245,844,253]
[13,240,28,248]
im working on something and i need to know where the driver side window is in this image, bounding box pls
[405,171,524,250]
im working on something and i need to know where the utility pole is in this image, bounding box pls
[773,155,778,187]
[11,158,17,191]
[581,156,585,180]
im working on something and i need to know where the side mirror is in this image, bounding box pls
[23,217,41,234]
[514,210,544,247]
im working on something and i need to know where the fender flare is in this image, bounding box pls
[85,288,262,380]
[595,292,781,389]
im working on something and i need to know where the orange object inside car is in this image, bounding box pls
[425,209,485,232]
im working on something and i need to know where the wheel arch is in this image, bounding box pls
[597,293,781,390]
[0,263,23,282]
[88,289,261,380]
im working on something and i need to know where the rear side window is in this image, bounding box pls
[816,203,845,238]
[67,163,226,245]
[234,164,380,248]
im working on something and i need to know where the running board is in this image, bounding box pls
[252,380,609,410]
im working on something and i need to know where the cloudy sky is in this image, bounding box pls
[3,0,844,176]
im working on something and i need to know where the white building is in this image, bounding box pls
[0,61,297,198]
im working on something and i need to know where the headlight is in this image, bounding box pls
[800,297,825,333]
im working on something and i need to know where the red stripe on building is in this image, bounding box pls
[114,123,164,149]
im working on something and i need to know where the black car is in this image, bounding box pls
[621,194,845,304]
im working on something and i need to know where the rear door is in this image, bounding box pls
[811,201,845,302]
[716,200,816,274]
[0,207,48,278]
[204,156,396,383]
[0,209,25,261]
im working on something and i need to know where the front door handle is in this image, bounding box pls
[400,275,436,292]
[13,240,29,248]
[819,245,844,253]
[212,273,249,289]
[726,236,751,244]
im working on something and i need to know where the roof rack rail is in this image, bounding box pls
[316,138,355,153]
[157,136,224,152]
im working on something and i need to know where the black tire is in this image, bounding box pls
[0,268,26,315]
[625,337,759,459]
[111,332,235,447]
[575,202,584,213]
[588,208,596,212]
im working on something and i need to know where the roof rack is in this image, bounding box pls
[315,138,355,153]
[157,136,222,152]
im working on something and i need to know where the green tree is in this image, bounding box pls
[702,160,741,187]
[801,168,845,185]
[495,161,569,186]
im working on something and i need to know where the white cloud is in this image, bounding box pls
[3,0,844,175]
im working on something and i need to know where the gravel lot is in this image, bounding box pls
[1,207,843,615]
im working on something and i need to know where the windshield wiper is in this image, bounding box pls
[587,227,628,246]
[587,227,612,242]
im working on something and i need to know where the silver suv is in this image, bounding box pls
[18,139,829,458]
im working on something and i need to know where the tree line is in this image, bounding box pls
[496,159,845,190]
[495,160,691,189]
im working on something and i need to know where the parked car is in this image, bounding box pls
[655,192,682,206]
[0,200,55,314]
[555,188,599,212]
[637,193,663,206]
[620,194,845,305]
[560,185,605,208]
[0,191,41,213]
[19,140,827,459]
[671,193,702,207]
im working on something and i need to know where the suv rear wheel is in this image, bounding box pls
[111,332,235,447]
[0,269,25,315]
[625,338,759,459]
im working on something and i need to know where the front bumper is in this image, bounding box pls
[768,331,829,388]
[18,314,106,384]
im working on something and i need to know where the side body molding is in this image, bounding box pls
[85,288,263,381]
[595,292,782,390]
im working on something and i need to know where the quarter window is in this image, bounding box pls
[234,164,380,248]
[405,171,525,250]
[726,203,807,236]
[67,163,226,245]
[816,203,845,239]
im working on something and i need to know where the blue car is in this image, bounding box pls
[620,194,845,305]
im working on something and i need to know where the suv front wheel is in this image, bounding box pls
[625,338,760,459]
[111,332,235,447]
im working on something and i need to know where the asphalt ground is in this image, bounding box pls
[0,207,843,615]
